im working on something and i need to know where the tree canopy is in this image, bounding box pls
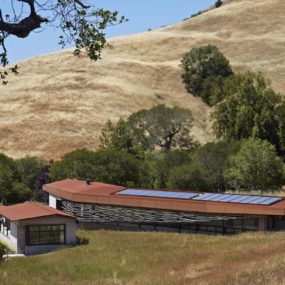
[180,44,233,105]
[49,149,143,187]
[167,141,241,192]
[144,150,193,189]
[0,0,126,83]
[128,104,198,151]
[213,72,283,151]
[100,105,198,152]
[225,139,284,192]
[0,154,43,203]
[100,119,133,152]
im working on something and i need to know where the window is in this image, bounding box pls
[26,225,65,245]
[243,218,259,231]
[0,217,10,236]
[56,199,63,211]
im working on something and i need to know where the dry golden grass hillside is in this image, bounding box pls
[0,0,284,159]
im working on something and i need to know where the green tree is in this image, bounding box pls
[215,0,223,8]
[213,72,282,151]
[0,153,32,203]
[0,154,18,203]
[180,44,233,103]
[225,139,284,192]
[128,104,198,151]
[91,149,142,187]
[49,149,143,187]
[49,149,97,181]
[99,119,115,150]
[192,141,240,192]
[15,156,45,191]
[143,150,193,189]
[167,162,209,191]
[99,119,133,152]
[166,141,240,192]
[276,103,285,153]
[8,182,32,203]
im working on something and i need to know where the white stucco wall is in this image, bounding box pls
[0,221,18,252]
[17,215,77,255]
[49,195,57,209]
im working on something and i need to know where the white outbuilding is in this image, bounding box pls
[0,203,77,255]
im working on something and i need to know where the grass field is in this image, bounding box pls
[1,230,285,285]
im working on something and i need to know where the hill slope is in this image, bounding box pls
[0,0,284,159]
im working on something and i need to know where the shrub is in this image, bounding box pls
[191,11,202,18]
[0,242,9,261]
[76,236,89,245]
[167,162,210,191]
[215,0,223,8]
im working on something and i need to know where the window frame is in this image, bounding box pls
[25,224,66,246]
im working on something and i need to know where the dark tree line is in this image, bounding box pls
[0,155,50,204]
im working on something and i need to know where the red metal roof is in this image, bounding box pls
[0,203,75,221]
[43,179,125,196]
[43,179,285,216]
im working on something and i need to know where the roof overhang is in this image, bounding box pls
[43,180,285,216]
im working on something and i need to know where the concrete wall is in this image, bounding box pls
[0,221,18,252]
[18,216,76,255]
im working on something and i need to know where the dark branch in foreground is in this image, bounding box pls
[0,0,48,38]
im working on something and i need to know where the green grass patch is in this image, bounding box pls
[1,230,285,284]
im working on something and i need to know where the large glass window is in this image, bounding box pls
[26,225,65,245]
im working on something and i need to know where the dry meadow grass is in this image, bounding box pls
[0,0,284,159]
[1,230,285,285]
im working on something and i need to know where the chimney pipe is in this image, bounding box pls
[86,179,91,185]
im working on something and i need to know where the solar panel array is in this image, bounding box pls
[117,189,198,199]
[192,193,281,205]
[116,189,282,206]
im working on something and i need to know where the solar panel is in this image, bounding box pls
[192,193,216,201]
[238,196,261,204]
[117,189,282,206]
[218,194,235,201]
[207,194,225,201]
[230,196,251,203]
[218,195,241,202]
[247,196,272,204]
[259,197,282,205]
[192,193,282,205]
[117,189,198,199]
[210,194,231,202]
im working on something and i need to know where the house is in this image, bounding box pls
[43,179,285,235]
[0,203,77,255]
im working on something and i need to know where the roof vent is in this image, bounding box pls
[86,179,91,185]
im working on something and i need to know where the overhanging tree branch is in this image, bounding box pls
[74,0,90,9]
[0,0,127,84]
[0,0,48,38]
